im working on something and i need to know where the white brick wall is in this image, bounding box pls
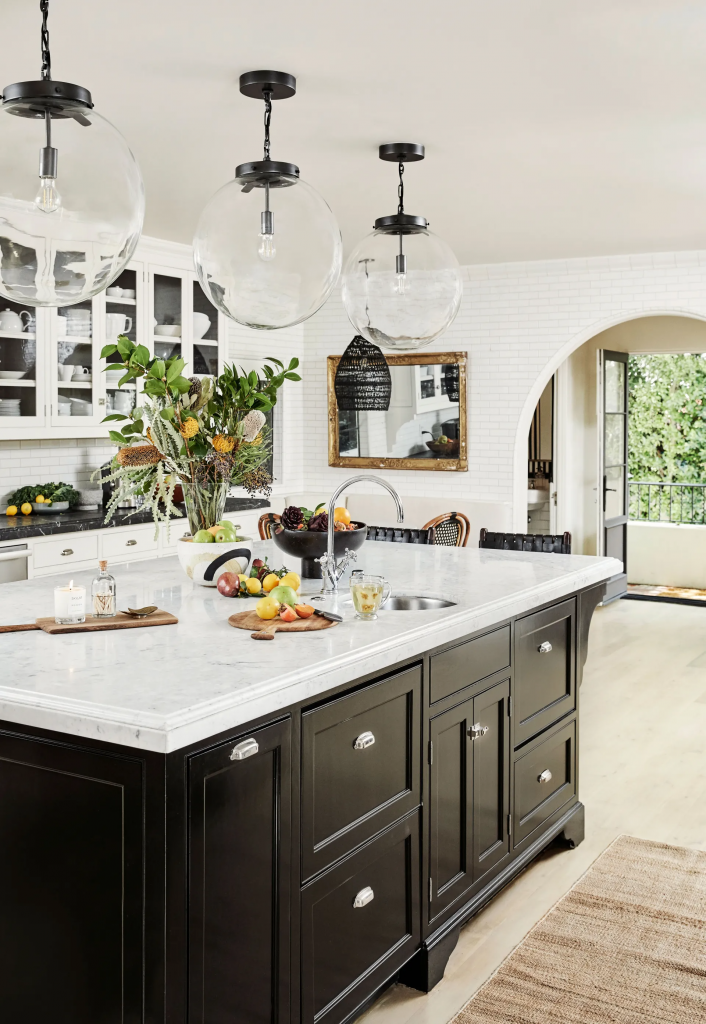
[300,250,706,530]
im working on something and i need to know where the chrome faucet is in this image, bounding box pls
[317,476,404,595]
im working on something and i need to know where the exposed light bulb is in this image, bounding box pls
[395,248,407,294]
[35,176,62,214]
[395,272,407,295]
[258,233,276,261]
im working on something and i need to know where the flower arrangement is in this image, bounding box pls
[96,334,300,535]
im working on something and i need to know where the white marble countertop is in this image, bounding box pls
[0,541,621,752]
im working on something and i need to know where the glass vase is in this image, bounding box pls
[180,479,229,536]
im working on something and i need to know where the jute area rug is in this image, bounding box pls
[452,835,706,1023]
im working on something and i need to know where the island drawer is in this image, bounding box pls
[33,533,98,571]
[301,812,420,1024]
[301,665,421,880]
[512,718,576,847]
[101,525,159,561]
[514,599,576,745]
[429,625,511,704]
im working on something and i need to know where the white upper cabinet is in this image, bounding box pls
[0,238,225,439]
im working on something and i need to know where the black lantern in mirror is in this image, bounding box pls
[443,363,460,403]
[334,336,392,411]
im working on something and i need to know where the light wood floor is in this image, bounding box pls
[360,597,706,1024]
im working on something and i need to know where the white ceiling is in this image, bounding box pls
[4,0,706,264]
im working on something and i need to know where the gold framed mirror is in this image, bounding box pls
[328,352,467,472]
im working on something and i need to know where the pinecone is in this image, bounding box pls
[308,511,329,532]
[281,505,304,530]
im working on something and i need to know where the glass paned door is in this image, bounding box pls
[0,298,42,425]
[104,265,142,417]
[192,279,219,376]
[152,271,184,364]
[601,350,629,596]
[54,297,99,425]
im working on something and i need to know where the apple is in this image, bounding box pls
[217,572,240,597]
[270,584,298,608]
[193,529,214,543]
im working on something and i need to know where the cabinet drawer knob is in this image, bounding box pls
[538,641,553,654]
[61,548,73,556]
[538,769,553,784]
[230,737,259,761]
[125,539,137,547]
[353,731,375,750]
[469,723,489,740]
[353,886,374,908]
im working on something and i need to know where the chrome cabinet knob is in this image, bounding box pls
[61,548,73,556]
[230,737,259,761]
[538,769,553,784]
[469,723,489,740]
[538,641,553,654]
[125,539,137,547]
[353,730,375,750]
[353,886,374,908]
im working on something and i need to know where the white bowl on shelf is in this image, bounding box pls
[0,371,25,379]
[154,325,181,337]
[69,397,93,416]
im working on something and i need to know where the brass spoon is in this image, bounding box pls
[120,605,158,618]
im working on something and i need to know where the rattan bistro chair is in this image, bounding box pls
[479,529,572,554]
[258,512,281,540]
[422,512,471,547]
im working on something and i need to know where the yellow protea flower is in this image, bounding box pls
[212,434,235,453]
[245,432,263,447]
[179,418,199,439]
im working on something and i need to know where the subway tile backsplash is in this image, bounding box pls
[0,439,114,504]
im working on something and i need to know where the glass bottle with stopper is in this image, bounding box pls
[91,560,116,618]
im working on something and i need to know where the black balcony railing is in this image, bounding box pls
[629,481,706,525]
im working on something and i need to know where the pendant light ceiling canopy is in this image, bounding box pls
[0,0,144,307]
[193,71,342,331]
[341,143,462,351]
[334,336,392,411]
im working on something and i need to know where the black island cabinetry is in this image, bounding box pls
[0,582,603,1024]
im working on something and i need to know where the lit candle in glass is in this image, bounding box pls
[54,579,86,624]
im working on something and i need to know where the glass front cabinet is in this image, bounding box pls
[0,250,225,439]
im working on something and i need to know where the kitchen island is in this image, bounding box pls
[0,541,620,1024]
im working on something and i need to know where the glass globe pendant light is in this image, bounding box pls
[342,143,462,351]
[0,1,144,306]
[193,71,342,330]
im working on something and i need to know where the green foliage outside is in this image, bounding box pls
[628,354,706,523]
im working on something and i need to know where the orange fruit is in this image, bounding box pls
[333,506,351,525]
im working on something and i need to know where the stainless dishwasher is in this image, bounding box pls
[0,543,30,584]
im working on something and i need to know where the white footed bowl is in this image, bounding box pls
[177,537,251,587]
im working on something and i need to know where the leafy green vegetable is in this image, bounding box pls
[8,482,81,508]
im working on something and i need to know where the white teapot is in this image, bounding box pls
[0,308,31,332]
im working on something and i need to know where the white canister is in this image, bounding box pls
[54,580,86,624]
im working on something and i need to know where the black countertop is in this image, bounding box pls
[0,497,270,543]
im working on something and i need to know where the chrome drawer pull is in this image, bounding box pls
[538,641,553,654]
[538,769,553,784]
[125,539,137,547]
[353,731,375,750]
[230,738,259,761]
[353,886,374,908]
[61,548,73,556]
[469,723,489,740]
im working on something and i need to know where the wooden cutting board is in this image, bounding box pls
[228,609,337,639]
[0,610,178,635]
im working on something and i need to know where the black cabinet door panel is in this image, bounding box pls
[188,718,291,1024]
[513,718,576,847]
[301,813,419,1024]
[0,731,143,1024]
[472,679,510,880]
[302,666,421,879]
[428,697,473,923]
[430,626,510,704]
[514,599,576,745]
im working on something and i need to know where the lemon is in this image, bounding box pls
[238,574,249,585]
[262,572,280,593]
[35,494,45,503]
[245,577,262,595]
[255,595,280,619]
[20,502,32,515]
[279,571,301,592]
[5,505,17,516]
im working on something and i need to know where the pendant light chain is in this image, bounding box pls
[40,0,51,80]
[263,89,273,161]
[397,162,404,215]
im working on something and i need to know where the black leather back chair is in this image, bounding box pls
[479,529,572,554]
[366,526,434,544]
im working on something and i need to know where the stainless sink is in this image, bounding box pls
[384,595,456,610]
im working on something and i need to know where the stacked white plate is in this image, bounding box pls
[65,309,92,337]
[0,399,21,416]
[69,396,93,416]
